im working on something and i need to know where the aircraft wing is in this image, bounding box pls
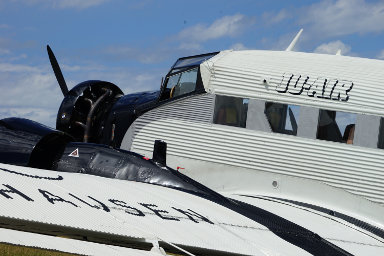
[0,163,383,255]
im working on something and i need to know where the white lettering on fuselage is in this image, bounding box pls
[276,74,353,101]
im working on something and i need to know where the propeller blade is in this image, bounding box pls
[47,45,69,96]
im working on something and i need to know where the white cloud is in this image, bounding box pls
[82,67,166,95]
[8,54,27,62]
[314,40,351,55]
[299,0,384,37]
[260,0,384,46]
[262,9,291,25]
[12,0,110,10]
[231,43,250,51]
[175,14,256,43]
[377,49,384,59]
[0,107,57,128]
[0,48,11,55]
[261,30,309,51]
[101,13,256,63]
[0,63,40,72]
[0,55,167,127]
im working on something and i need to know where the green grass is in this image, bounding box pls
[0,243,78,256]
[0,243,187,256]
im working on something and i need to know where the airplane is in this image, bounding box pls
[0,29,384,255]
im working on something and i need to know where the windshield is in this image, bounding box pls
[172,52,218,69]
[160,68,198,101]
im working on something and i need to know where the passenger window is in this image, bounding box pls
[213,95,248,128]
[317,110,356,144]
[265,103,300,135]
[377,118,384,149]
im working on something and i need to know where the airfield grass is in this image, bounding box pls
[0,243,78,256]
[0,243,186,256]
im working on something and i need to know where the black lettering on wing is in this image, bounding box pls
[38,189,78,207]
[140,203,179,221]
[172,208,214,224]
[69,194,110,212]
[109,199,145,216]
[0,184,34,201]
[0,168,63,181]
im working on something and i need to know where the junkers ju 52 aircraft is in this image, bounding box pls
[0,30,384,255]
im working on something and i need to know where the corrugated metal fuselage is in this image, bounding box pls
[121,92,384,204]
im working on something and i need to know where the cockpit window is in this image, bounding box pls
[161,68,198,101]
[166,73,181,91]
[172,68,198,98]
[159,52,218,102]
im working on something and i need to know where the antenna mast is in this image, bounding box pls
[286,29,303,52]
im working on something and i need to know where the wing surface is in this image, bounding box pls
[0,163,383,255]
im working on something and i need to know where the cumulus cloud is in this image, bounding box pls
[101,14,256,63]
[0,56,166,127]
[80,65,166,95]
[260,0,384,44]
[261,30,309,51]
[0,48,11,55]
[8,54,27,62]
[174,14,256,43]
[0,108,58,128]
[12,0,110,10]
[0,63,40,72]
[299,0,384,37]
[263,9,292,25]
[231,43,251,51]
[314,40,352,55]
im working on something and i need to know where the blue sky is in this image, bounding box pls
[1,0,384,127]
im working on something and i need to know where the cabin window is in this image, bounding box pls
[317,110,356,144]
[265,103,300,136]
[213,95,249,128]
[377,118,384,149]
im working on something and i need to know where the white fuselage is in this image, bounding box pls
[121,50,384,204]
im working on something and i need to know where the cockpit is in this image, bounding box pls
[159,52,219,101]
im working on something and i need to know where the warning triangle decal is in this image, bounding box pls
[68,148,79,157]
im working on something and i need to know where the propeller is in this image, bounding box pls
[47,45,69,96]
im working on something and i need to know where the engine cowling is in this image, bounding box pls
[56,80,123,144]
[0,117,74,169]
